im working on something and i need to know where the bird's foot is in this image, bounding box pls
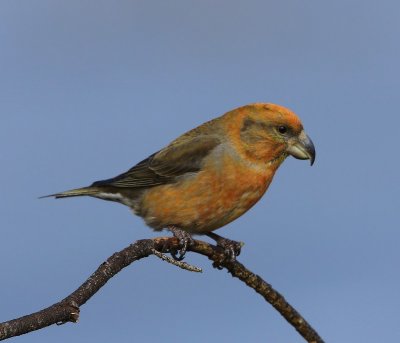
[207,232,243,263]
[168,227,194,261]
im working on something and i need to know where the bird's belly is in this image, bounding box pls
[138,163,274,234]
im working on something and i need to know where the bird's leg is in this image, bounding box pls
[206,232,243,262]
[168,226,194,261]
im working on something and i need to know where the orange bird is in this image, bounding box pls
[44,103,315,260]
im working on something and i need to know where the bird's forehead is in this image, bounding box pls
[252,103,303,129]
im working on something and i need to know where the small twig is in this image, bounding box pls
[0,237,324,343]
[151,248,202,272]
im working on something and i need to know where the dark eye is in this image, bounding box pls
[278,125,288,134]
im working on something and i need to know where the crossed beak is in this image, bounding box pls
[287,131,316,166]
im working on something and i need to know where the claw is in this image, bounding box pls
[168,227,194,260]
[206,232,244,263]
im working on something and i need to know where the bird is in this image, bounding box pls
[42,103,315,260]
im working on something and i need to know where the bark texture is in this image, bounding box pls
[0,237,324,343]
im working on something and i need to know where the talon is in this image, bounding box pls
[212,261,224,270]
[207,232,243,263]
[168,226,194,260]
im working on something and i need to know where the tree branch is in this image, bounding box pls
[0,237,324,343]
[151,248,203,272]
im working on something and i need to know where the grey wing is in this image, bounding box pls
[91,135,220,189]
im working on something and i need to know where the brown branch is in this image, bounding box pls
[0,237,324,343]
[151,248,203,272]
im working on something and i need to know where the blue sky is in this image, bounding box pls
[1,1,399,342]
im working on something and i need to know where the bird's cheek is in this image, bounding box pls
[267,142,287,158]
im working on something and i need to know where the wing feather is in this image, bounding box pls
[91,135,220,189]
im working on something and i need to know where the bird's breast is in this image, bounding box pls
[138,151,276,233]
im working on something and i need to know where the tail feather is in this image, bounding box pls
[39,186,100,199]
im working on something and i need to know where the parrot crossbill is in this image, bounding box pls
[43,103,315,260]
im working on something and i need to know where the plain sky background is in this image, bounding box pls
[1,1,399,342]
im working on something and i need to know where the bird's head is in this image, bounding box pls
[226,103,315,167]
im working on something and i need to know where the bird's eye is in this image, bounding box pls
[278,126,288,134]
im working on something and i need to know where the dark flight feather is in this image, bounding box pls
[91,135,220,189]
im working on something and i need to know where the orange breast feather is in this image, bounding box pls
[140,150,275,234]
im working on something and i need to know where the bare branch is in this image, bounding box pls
[151,248,202,272]
[0,237,324,343]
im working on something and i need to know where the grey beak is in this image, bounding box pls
[287,131,316,166]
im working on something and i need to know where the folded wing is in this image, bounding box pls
[92,135,220,189]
